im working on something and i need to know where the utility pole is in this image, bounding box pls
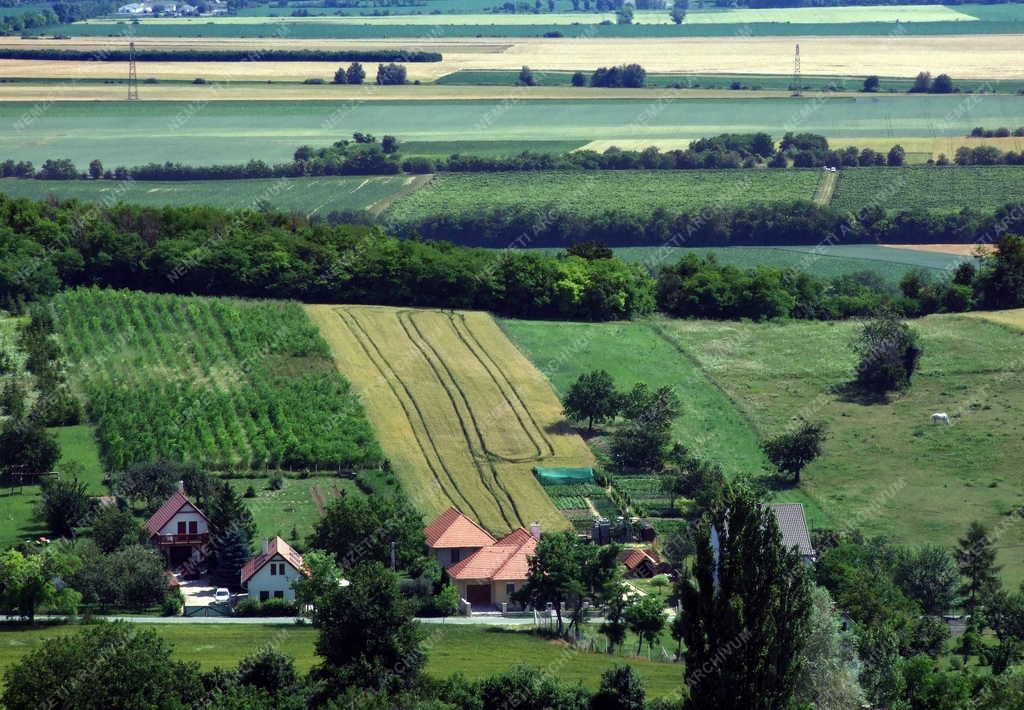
[128,41,139,100]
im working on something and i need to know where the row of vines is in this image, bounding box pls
[52,288,383,473]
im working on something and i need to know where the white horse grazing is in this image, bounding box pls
[931,412,950,425]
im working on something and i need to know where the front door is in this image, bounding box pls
[466,584,491,605]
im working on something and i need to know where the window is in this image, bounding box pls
[176,521,186,535]
[450,549,461,564]
[270,563,277,576]
[273,591,284,599]
[505,583,515,595]
[188,521,198,534]
[259,591,269,602]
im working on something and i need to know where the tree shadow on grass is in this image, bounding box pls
[831,381,894,406]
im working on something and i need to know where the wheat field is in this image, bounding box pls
[306,304,592,534]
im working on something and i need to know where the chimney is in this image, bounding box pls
[262,538,271,555]
[177,480,184,493]
[530,522,541,540]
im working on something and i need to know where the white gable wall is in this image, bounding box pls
[157,503,209,535]
[245,554,304,602]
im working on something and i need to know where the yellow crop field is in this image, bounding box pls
[306,304,593,534]
[965,309,1024,331]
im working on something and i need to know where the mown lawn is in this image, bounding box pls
[0,623,685,697]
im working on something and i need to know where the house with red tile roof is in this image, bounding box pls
[446,527,538,608]
[240,537,309,603]
[143,483,211,566]
[424,506,497,568]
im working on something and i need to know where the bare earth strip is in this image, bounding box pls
[813,170,838,206]
[883,244,996,255]
[306,304,591,534]
[1,34,1023,82]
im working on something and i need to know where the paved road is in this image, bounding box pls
[27,614,580,626]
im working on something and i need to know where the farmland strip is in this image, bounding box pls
[448,311,556,461]
[397,310,519,529]
[336,307,483,522]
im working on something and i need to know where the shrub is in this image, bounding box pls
[235,598,297,617]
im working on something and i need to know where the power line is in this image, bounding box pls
[128,41,138,101]
[792,43,801,97]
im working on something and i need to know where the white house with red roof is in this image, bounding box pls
[143,483,211,567]
[424,506,497,568]
[240,537,309,603]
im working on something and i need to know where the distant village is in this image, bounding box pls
[116,1,228,16]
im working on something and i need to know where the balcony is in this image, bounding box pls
[153,533,209,546]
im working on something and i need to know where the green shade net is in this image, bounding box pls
[533,467,594,485]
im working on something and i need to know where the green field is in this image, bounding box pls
[436,69,1024,94]
[603,245,968,284]
[659,314,1024,587]
[504,313,1024,585]
[0,622,684,696]
[53,288,382,473]
[0,176,421,216]
[832,165,1024,213]
[387,169,821,222]
[4,96,1021,167]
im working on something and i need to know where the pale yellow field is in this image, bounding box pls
[306,304,592,534]
[884,243,995,256]
[965,309,1024,330]
[2,34,1024,81]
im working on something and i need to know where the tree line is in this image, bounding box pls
[3,193,1024,322]
[395,199,1024,248]
[13,131,1009,183]
[0,194,654,321]
[0,48,443,62]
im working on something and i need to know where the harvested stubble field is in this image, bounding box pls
[831,165,1024,214]
[306,304,593,534]
[5,34,1024,83]
[386,169,821,222]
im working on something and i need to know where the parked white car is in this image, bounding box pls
[214,588,231,603]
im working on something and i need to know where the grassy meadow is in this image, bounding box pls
[307,305,593,535]
[0,622,685,696]
[2,95,1020,167]
[504,313,1024,586]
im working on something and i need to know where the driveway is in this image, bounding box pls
[178,578,221,607]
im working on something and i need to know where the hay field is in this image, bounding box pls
[966,309,1024,331]
[306,304,592,534]
[3,34,1024,81]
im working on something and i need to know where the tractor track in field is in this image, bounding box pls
[336,308,484,523]
[813,169,838,206]
[396,309,520,530]
[447,311,556,461]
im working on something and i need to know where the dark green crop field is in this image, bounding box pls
[832,165,1024,214]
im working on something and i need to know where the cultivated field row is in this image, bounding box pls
[307,304,592,533]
